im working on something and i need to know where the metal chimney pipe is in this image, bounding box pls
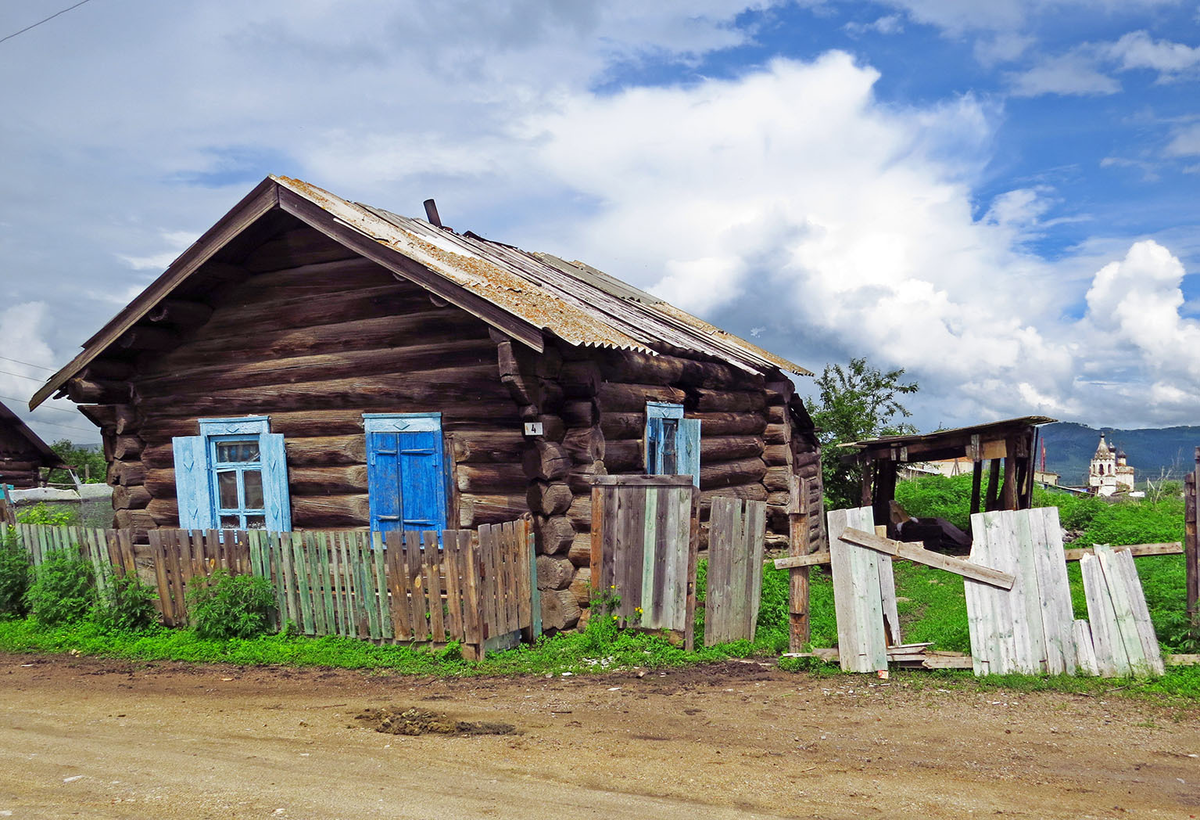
[423,198,442,228]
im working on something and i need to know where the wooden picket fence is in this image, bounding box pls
[4,519,537,660]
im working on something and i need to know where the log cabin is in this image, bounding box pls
[30,176,825,630]
[0,399,65,489]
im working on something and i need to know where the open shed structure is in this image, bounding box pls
[30,176,824,630]
[844,416,1056,537]
[0,400,64,489]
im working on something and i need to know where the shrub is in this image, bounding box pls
[94,571,160,633]
[187,570,276,640]
[0,528,31,618]
[26,549,95,626]
[17,503,78,527]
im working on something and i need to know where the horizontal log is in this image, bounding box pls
[240,225,360,273]
[118,326,176,351]
[764,466,792,493]
[292,494,371,528]
[522,440,569,481]
[145,468,176,498]
[700,484,767,507]
[567,533,592,568]
[566,495,592,532]
[136,404,523,440]
[147,299,214,328]
[764,423,787,444]
[526,481,572,516]
[536,414,565,442]
[701,436,763,462]
[136,366,512,416]
[145,309,489,376]
[112,484,150,511]
[455,462,527,494]
[66,378,129,404]
[562,427,603,465]
[77,404,118,430]
[82,359,136,381]
[567,464,605,495]
[694,389,766,413]
[767,491,788,507]
[290,465,368,495]
[285,435,368,467]
[595,382,685,413]
[691,411,767,436]
[458,494,530,528]
[146,497,178,527]
[763,444,789,466]
[568,567,592,607]
[541,588,581,632]
[599,412,643,441]
[113,509,154,531]
[136,339,497,398]
[535,515,576,556]
[768,404,786,424]
[560,361,600,398]
[108,461,145,487]
[699,457,767,491]
[560,400,596,428]
[597,351,684,386]
[112,435,144,460]
[451,431,527,464]
[210,257,388,304]
[536,555,575,591]
[600,439,641,472]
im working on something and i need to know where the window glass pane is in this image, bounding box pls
[216,440,260,463]
[243,470,264,509]
[219,515,240,529]
[661,419,678,474]
[245,515,266,530]
[217,471,239,508]
[240,441,261,463]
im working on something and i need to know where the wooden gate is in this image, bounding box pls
[590,476,699,650]
[704,497,767,646]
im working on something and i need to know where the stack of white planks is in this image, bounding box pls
[1078,546,1165,677]
[965,507,1077,676]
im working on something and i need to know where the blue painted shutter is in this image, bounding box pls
[367,432,402,532]
[173,435,214,530]
[399,430,447,531]
[646,417,665,475]
[260,432,291,531]
[677,418,700,487]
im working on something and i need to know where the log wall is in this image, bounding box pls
[0,424,46,489]
[77,222,528,544]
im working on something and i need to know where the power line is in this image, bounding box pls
[0,395,84,416]
[0,0,96,46]
[0,355,56,372]
[20,418,96,436]
[0,368,45,382]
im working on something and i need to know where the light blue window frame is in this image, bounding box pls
[173,416,291,531]
[645,402,700,487]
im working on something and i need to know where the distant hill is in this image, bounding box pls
[1036,422,1200,487]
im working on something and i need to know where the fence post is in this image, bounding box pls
[788,475,812,652]
[1188,451,1199,629]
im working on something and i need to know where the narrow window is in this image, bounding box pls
[645,401,700,487]
[364,413,448,534]
[173,417,291,531]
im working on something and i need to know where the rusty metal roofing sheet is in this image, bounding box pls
[275,176,809,376]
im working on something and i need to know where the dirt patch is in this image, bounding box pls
[354,705,518,736]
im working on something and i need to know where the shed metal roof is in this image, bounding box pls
[31,176,809,409]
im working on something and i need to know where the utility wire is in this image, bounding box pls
[0,0,96,46]
[0,355,56,372]
[17,418,95,435]
[0,395,85,416]
[0,368,46,382]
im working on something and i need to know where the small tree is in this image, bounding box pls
[808,357,919,510]
[48,440,107,485]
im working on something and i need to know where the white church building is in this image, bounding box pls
[1088,434,1135,496]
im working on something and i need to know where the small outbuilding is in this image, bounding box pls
[31,176,825,630]
[0,399,65,489]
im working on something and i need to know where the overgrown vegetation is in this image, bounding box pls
[93,571,160,634]
[0,527,31,618]
[186,570,277,640]
[16,503,78,527]
[25,549,95,627]
[47,439,107,485]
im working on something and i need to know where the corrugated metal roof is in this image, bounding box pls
[276,177,810,376]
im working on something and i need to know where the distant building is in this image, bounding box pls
[1088,434,1134,496]
[1034,470,1059,487]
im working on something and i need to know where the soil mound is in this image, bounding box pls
[354,706,517,736]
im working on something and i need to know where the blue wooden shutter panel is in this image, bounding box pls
[173,435,214,530]
[368,432,402,532]
[259,432,292,531]
[365,414,447,536]
[399,430,447,531]
[677,418,701,487]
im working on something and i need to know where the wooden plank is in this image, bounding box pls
[424,531,444,641]
[621,486,647,619]
[1033,507,1076,674]
[289,533,312,634]
[964,512,991,675]
[373,532,391,640]
[876,552,900,647]
[303,532,327,636]
[442,531,463,640]
[147,530,172,624]
[1073,619,1099,676]
[649,486,671,630]
[661,484,683,632]
[461,531,483,645]
[589,483,605,602]
[591,475,696,487]
[839,528,1015,589]
[408,529,430,639]
[318,532,337,636]
[500,521,518,633]
[746,500,766,643]
[1115,548,1165,676]
[1080,552,1126,676]
[354,533,379,640]
[164,531,188,625]
[704,496,729,645]
[384,531,409,640]
[1009,509,1046,673]
[1096,546,1147,673]
[683,486,699,652]
[338,532,357,637]
[640,485,660,630]
[774,552,832,569]
[1064,542,1183,561]
[828,507,887,673]
[525,520,541,638]
[515,519,531,631]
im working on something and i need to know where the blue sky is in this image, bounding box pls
[0,0,1198,444]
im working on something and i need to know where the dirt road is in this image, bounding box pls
[1,653,1197,819]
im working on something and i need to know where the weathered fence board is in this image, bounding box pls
[827,507,889,673]
[704,497,766,646]
[5,520,535,659]
[966,507,1076,676]
[1080,546,1164,677]
[590,475,699,650]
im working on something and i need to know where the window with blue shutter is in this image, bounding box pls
[364,413,448,536]
[172,416,291,531]
[645,402,700,487]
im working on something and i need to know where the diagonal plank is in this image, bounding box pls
[838,528,1015,590]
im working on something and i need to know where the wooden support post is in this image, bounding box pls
[985,458,1002,511]
[1187,450,1199,629]
[970,459,983,516]
[788,476,812,652]
[859,455,873,508]
[1001,436,1018,510]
